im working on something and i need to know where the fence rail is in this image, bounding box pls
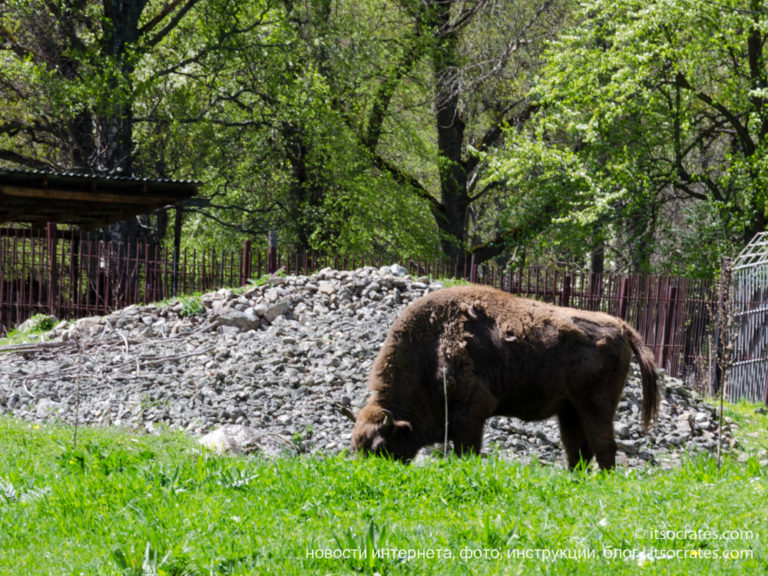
[1,228,713,381]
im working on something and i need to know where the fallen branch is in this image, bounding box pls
[0,341,77,354]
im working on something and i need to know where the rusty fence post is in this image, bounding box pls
[267,230,278,274]
[660,284,678,371]
[241,240,252,285]
[560,274,572,307]
[46,222,59,318]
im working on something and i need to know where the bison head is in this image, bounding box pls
[350,405,417,461]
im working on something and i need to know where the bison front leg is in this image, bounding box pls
[450,420,485,456]
[446,378,497,457]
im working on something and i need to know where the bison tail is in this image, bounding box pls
[627,327,660,430]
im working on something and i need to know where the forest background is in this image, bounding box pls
[2,0,767,280]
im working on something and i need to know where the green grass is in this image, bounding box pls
[0,416,766,575]
[439,276,472,288]
[0,313,62,346]
[723,400,768,453]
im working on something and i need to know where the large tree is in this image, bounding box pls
[487,0,768,276]
[143,0,440,255]
[0,0,206,173]
[0,0,206,242]
[343,0,569,264]
[0,1,282,242]
[174,0,569,261]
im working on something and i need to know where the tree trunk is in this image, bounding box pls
[590,239,605,275]
[430,2,470,265]
[101,1,148,242]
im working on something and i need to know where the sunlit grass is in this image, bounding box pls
[1,415,766,574]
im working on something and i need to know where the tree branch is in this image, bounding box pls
[673,72,755,157]
[370,153,441,213]
[142,0,200,48]
[364,39,425,149]
[0,149,53,170]
[464,99,539,187]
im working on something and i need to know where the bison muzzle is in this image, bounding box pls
[350,285,659,470]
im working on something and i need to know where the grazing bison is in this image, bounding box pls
[350,285,659,470]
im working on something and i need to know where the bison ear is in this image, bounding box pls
[379,409,412,439]
[393,420,413,437]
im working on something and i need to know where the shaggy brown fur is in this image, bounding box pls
[350,285,659,470]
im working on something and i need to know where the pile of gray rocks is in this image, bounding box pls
[0,265,736,468]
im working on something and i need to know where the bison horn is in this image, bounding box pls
[339,404,357,423]
[381,409,395,431]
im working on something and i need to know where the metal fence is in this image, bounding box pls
[0,227,408,333]
[1,228,714,382]
[728,232,768,404]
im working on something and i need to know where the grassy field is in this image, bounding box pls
[1,405,766,575]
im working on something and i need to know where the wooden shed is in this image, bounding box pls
[0,169,197,228]
[0,169,197,333]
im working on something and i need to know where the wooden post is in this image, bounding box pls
[46,222,59,318]
[711,260,728,396]
[618,277,630,320]
[267,230,278,274]
[241,240,252,286]
[172,205,183,296]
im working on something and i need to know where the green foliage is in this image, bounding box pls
[178,295,205,318]
[4,0,768,274]
[19,314,57,333]
[0,415,767,574]
[0,314,61,347]
[486,0,768,275]
[138,0,441,259]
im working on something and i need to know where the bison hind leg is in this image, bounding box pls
[571,403,618,471]
[557,403,594,470]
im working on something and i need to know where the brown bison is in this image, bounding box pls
[350,285,659,470]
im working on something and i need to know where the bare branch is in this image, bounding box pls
[142,0,200,48]
[673,72,755,157]
[0,149,53,170]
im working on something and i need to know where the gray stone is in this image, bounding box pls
[264,300,290,322]
[618,439,642,455]
[35,399,63,419]
[216,310,260,331]
[616,422,632,439]
[0,264,738,469]
[198,425,264,454]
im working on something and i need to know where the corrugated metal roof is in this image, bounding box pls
[0,168,198,228]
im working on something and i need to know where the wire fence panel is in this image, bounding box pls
[729,232,768,403]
